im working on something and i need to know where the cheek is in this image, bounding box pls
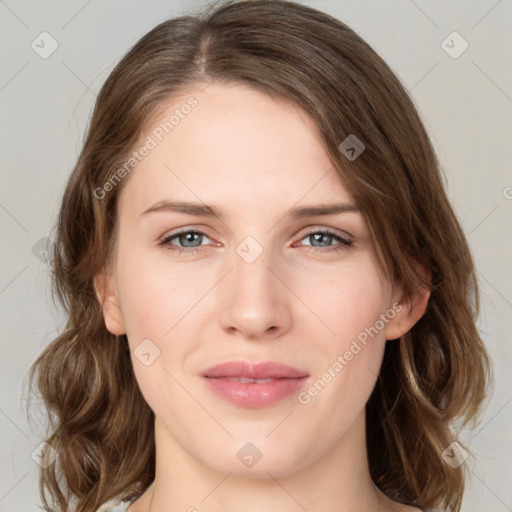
[114,247,211,396]
[297,262,388,408]
[115,246,197,338]
[301,261,387,350]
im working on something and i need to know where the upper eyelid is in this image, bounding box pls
[161,228,214,242]
[300,226,352,239]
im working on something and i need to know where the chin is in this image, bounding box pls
[193,437,313,479]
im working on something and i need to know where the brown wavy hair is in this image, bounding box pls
[28,1,492,511]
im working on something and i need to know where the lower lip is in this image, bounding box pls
[203,376,308,408]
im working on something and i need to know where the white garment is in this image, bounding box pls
[95,497,132,511]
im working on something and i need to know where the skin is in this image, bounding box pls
[95,83,429,512]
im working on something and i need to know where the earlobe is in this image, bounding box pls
[94,268,126,335]
[385,265,431,341]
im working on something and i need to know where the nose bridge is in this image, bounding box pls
[218,235,290,338]
[234,242,275,295]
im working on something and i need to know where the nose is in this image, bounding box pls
[218,245,292,341]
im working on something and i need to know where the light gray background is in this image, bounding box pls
[1,0,511,510]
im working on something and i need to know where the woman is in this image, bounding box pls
[28,1,492,511]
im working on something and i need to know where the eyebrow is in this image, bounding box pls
[140,200,359,220]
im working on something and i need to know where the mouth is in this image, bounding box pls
[221,377,279,383]
[201,360,309,408]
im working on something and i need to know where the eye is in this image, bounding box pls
[296,229,353,253]
[158,228,353,256]
[159,229,213,254]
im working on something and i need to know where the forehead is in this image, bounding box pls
[119,83,354,217]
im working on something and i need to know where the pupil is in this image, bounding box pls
[181,232,201,247]
[312,233,331,247]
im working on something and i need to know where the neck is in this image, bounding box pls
[141,411,389,512]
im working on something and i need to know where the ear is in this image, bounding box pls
[385,263,431,341]
[94,266,126,335]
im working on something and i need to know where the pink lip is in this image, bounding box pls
[201,360,309,408]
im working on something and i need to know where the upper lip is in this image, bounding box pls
[201,360,309,379]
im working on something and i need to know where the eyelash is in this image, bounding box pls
[158,228,353,255]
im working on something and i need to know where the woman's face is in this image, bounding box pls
[98,83,418,478]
